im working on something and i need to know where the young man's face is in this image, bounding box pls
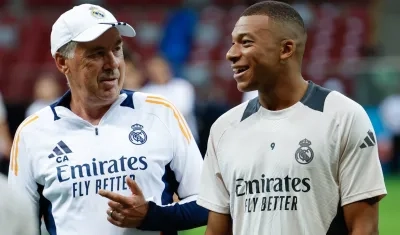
[227,15,282,92]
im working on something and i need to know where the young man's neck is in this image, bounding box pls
[70,95,114,125]
[258,73,308,111]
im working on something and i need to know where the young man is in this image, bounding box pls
[8,4,207,235]
[197,1,387,235]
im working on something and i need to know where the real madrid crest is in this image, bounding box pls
[295,139,314,164]
[129,124,147,145]
[89,6,105,19]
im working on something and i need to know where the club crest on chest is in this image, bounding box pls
[129,124,147,145]
[295,139,314,164]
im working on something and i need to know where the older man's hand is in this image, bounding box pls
[99,176,149,228]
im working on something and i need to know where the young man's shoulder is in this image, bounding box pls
[210,99,252,137]
[323,89,367,118]
[308,84,370,133]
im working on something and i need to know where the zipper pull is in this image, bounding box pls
[95,128,99,136]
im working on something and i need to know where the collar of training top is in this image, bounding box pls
[49,89,135,120]
[240,81,332,122]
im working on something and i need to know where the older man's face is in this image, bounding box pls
[67,28,125,105]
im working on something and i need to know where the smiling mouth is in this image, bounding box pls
[101,78,117,82]
[233,66,249,74]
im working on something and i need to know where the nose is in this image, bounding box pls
[104,51,119,70]
[226,44,241,63]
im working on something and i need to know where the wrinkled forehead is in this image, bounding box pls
[232,15,272,38]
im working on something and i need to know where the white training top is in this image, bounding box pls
[8,90,203,235]
[0,174,38,235]
[197,81,387,235]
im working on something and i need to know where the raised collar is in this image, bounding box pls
[50,89,135,120]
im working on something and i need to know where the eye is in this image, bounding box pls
[242,40,252,46]
[86,50,103,59]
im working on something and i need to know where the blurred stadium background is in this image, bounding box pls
[0,0,399,234]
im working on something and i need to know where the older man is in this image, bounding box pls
[8,4,207,235]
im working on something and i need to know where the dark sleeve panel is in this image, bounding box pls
[300,82,332,112]
[241,97,261,122]
[138,201,208,233]
[37,184,57,235]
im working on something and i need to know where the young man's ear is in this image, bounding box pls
[280,39,296,62]
[54,53,70,75]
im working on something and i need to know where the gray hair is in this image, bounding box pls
[57,41,78,59]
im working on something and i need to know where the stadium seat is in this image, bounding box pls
[0,2,373,104]
[0,0,7,8]
[0,11,18,25]
[211,0,242,6]
[182,61,212,86]
[194,23,221,50]
[199,5,225,23]
[0,47,9,89]
[103,0,182,6]
[346,6,370,42]
[25,0,73,8]
[17,15,46,64]
[4,63,36,102]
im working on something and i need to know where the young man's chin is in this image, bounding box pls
[237,82,256,93]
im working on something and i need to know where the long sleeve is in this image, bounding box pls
[138,201,208,231]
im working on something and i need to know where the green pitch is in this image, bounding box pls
[379,176,400,235]
[179,176,400,235]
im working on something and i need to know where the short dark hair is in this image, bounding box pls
[242,1,306,34]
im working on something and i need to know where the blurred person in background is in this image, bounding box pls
[380,83,400,174]
[123,49,184,204]
[25,72,62,118]
[123,46,146,90]
[197,1,386,235]
[0,92,12,175]
[141,55,199,142]
[8,4,207,235]
[123,49,183,203]
[0,174,38,235]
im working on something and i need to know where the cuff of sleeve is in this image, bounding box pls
[138,201,158,230]
[197,197,230,214]
[341,188,387,206]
